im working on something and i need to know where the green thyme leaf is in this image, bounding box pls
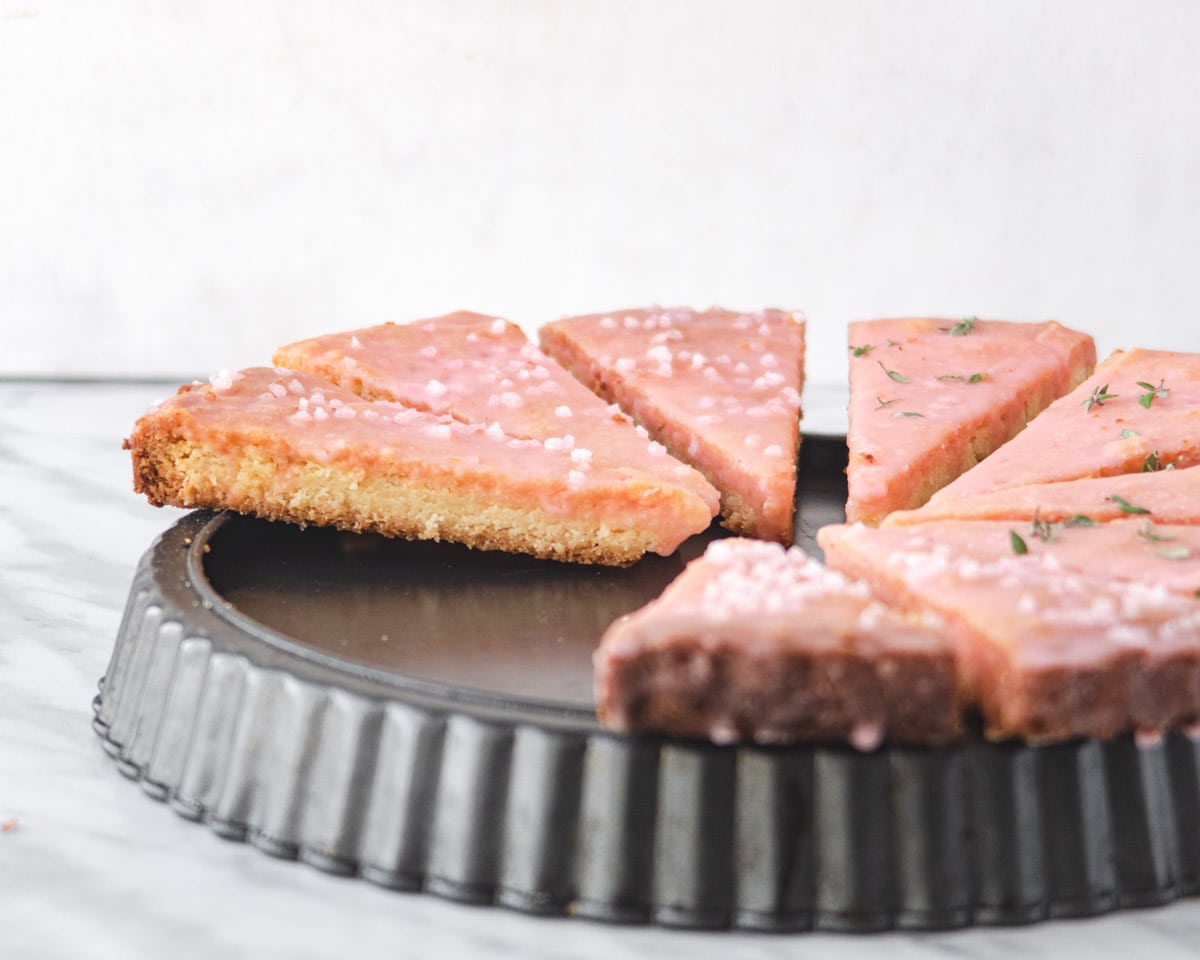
[1142,451,1173,472]
[943,317,977,336]
[1065,514,1099,527]
[1136,379,1169,408]
[851,344,873,357]
[1158,547,1193,561]
[1121,428,1138,439]
[893,411,925,418]
[1109,494,1151,515]
[1030,508,1059,543]
[1138,520,1175,544]
[1084,383,1118,412]
[1010,530,1029,555]
[879,361,910,383]
[936,372,986,383]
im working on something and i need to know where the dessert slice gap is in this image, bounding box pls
[844,318,1096,526]
[539,306,806,544]
[884,463,1200,527]
[595,537,959,747]
[126,368,713,565]
[818,521,1200,744]
[922,347,1200,509]
[274,311,720,520]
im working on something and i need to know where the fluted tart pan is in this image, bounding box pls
[93,435,1200,931]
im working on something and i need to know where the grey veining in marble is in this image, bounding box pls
[4,379,1200,960]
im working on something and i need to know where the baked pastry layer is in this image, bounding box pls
[924,347,1200,506]
[845,318,1095,525]
[596,538,959,747]
[819,520,1200,743]
[127,368,716,565]
[885,463,1200,527]
[275,311,721,518]
[540,306,805,544]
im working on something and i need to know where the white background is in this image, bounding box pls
[3,0,1198,383]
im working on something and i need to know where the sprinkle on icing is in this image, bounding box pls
[209,370,244,392]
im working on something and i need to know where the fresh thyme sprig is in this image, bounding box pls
[1083,384,1118,412]
[1138,520,1176,544]
[878,361,910,383]
[1026,508,1095,543]
[1136,379,1170,408]
[942,317,977,336]
[936,373,985,383]
[1109,494,1151,515]
[1136,521,1193,560]
[1030,508,1058,543]
[1142,451,1175,472]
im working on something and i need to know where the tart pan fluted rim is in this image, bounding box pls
[93,437,1200,932]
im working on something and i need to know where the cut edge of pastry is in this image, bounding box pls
[131,433,664,567]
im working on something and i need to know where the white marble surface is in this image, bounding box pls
[5,377,1200,960]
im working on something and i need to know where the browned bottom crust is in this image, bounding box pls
[968,640,1200,744]
[819,523,1200,744]
[596,642,960,748]
[132,435,661,566]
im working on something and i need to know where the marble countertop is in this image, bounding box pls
[5,377,1200,960]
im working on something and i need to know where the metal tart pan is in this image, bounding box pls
[93,435,1200,931]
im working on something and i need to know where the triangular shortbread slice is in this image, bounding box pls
[819,520,1200,743]
[850,516,1200,599]
[595,537,958,747]
[274,311,720,519]
[126,368,716,565]
[885,463,1200,527]
[845,318,1095,525]
[924,348,1200,508]
[539,306,805,543]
